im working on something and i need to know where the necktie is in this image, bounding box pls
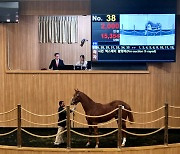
[56,60,59,67]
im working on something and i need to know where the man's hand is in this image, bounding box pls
[72,106,76,111]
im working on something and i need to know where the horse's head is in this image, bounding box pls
[71,89,81,105]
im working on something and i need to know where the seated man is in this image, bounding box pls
[49,53,64,70]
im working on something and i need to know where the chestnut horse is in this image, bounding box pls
[71,89,134,148]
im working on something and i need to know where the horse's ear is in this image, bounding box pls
[74,89,79,92]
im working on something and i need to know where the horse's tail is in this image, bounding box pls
[127,107,134,124]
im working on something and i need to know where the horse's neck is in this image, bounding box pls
[80,93,95,114]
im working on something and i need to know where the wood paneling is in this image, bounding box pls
[20,0,91,15]
[0,25,5,116]
[8,16,39,70]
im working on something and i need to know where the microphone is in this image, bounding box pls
[80,39,88,47]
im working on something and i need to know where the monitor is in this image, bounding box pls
[91,0,177,65]
[0,2,19,23]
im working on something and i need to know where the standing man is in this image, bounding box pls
[49,53,64,70]
[54,101,76,145]
[54,101,66,145]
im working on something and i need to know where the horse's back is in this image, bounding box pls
[110,100,131,110]
[94,100,131,112]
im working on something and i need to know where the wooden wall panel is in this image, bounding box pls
[20,0,91,15]
[0,25,5,117]
[8,16,39,70]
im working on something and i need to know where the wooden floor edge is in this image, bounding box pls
[0,143,180,152]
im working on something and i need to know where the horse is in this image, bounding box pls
[145,21,162,35]
[71,89,134,148]
[145,21,162,31]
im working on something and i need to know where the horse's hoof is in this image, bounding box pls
[121,143,125,147]
[95,145,99,148]
[86,142,90,147]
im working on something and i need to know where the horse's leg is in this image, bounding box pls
[86,126,93,147]
[115,115,127,147]
[121,121,127,147]
[94,126,99,148]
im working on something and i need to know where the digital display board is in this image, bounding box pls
[91,14,176,62]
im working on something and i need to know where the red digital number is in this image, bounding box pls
[101,33,108,39]
[101,23,120,29]
[101,33,120,39]
[107,23,119,29]
[101,23,106,29]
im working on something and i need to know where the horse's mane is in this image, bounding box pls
[79,91,94,103]
[79,91,129,107]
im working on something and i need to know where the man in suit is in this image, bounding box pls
[49,53,64,70]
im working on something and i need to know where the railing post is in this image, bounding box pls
[71,112,75,128]
[66,105,71,148]
[164,103,168,146]
[17,104,22,147]
[117,105,122,148]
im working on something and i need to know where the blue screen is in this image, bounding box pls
[91,14,176,62]
[91,0,176,63]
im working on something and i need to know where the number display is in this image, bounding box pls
[106,15,116,22]
[101,33,120,39]
[101,23,119,29]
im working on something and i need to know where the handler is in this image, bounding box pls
[54,101,76,145]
